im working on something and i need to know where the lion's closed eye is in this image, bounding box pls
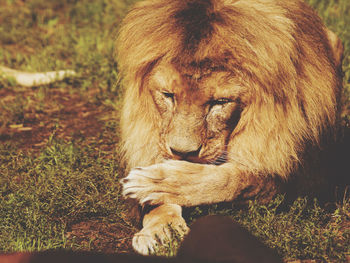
[210,98,231,105]
[162,92,175,100]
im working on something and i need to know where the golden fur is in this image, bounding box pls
[116,0,343,254]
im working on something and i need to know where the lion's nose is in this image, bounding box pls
[170,145,202,159]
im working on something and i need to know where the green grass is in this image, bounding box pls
[0,0,349,262]
[227,197,349,262]
[0,140,122,251]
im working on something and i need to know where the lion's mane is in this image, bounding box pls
[116,0,342,196]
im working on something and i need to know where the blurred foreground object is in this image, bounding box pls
[0,215,282,263]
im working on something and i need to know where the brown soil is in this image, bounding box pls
[66,218,135,253]
[0,86,116,153]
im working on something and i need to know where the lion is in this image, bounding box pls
[115,0,344,255]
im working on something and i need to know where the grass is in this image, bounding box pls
[227,197,349,262]
[0,0,349,262]
[0,140,123,251]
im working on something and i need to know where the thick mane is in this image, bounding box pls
[116,0,341,177]
[173,0,219,52]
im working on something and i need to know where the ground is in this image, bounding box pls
[0,83,137,253]
[0,0,349,262]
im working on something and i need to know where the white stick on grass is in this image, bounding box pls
[0,66,76,87]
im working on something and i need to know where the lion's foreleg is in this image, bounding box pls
[121,160,257,207]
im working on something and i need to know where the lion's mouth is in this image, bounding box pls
[168,143,228,165]
[175,152,227,166]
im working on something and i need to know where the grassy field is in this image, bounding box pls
[0,0,349,262]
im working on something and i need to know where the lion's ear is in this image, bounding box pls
[326,28,344,68]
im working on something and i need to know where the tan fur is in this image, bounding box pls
[116,0,343,254]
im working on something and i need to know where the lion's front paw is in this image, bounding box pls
[132,204,189,255]
[132,224,188,255]
[121,160,213,206]
[122,165,162,204]
[132,229,159,255]
[121,162,181,205]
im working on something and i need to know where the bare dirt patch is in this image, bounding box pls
[0,86,115,152]
[66,218,135,253]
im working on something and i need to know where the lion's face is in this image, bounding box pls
[147,61,245,165]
